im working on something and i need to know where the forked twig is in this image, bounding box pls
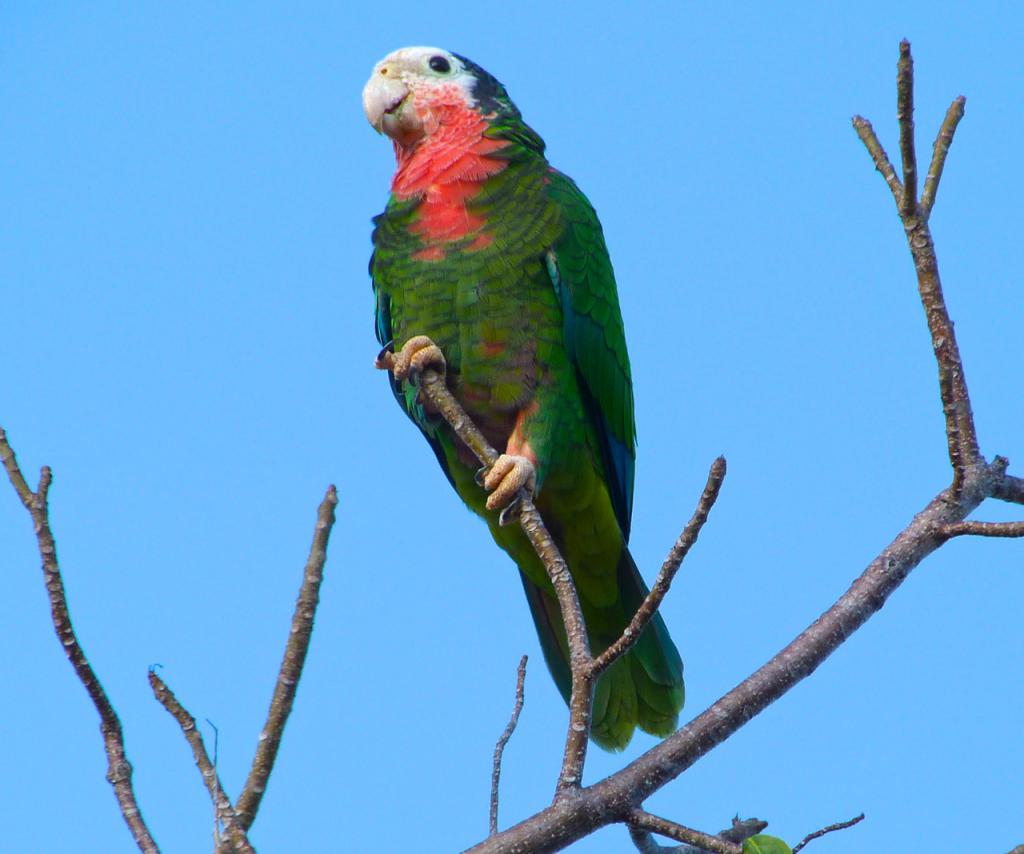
[855,40,979,484]
[4,424,339,851]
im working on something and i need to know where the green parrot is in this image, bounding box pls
[363,47,683,750]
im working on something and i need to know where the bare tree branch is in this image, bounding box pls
[4,425,340,851]
[593,457,726,678]
[791,813,865,853]
[233,485,338,831]
[0,427,159,854]
[490,655,529,836]
[148,670,254,854]
[627,810,741,854]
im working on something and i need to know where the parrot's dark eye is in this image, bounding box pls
[428,55,451,73]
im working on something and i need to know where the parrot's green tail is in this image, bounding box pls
[520,548,685,751]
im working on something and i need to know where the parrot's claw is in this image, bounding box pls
[483,454,536,517]
[381,334,446,382]
[474,465,488,488]
[497,495,522,527]
[373,340,394,370]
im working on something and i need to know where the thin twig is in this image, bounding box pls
[896,40,918,217]
[791,812,865,853]
[627,809,741,854]
[0,427,159,854]
[233,485,338,831]
[942,520,1024,539]
[593,457,726,677]
[851,116,902,203]
[921,96,966,218]
[490,655,529,836]
[148,670,254,854]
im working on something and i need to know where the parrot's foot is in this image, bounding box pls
[483,454,536,525]
[375,335,446,382]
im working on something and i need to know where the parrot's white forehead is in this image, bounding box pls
[375,46,458,68]
[371,46,477,104]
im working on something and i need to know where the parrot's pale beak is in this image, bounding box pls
[363,71,422,145]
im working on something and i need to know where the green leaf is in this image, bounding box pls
[742,835,793,854]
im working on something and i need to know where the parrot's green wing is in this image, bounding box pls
[535,170,684,747]
[544,170,637,539]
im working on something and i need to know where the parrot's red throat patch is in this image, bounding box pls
[391,101,507,257]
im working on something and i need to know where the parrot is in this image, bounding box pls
[363,47,683,750]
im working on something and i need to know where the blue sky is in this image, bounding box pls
[2,3,1022,852]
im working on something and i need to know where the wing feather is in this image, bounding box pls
[545,172,636,538]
